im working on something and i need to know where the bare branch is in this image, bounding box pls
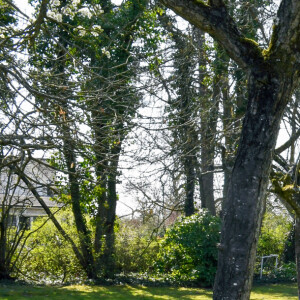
[160,0,264,69]
[275,127,300,155]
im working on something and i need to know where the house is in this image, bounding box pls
[0,158,60,229]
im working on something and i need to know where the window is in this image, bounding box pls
[47,185,54,197]
[8,215,18,227]
[19,216,31,230]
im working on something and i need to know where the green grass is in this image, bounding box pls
[0,283,297,299]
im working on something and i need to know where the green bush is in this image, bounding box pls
[257,211,292,259]
[154,210,221,287]
[17,208,85,284]
[254,262,297,283]
[273,262,297,282]
[115,218,159,274]
[254,211,294,282]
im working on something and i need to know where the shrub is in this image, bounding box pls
[254,262,297,283]
[254,211,294,282]
[16,208,85,284]
[115,218,159,274]
[153,210,221,287]
[273,262,297,282]
[257,211,292,259]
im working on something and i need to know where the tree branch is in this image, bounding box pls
[266,0,300,76]
[275,127,300,155]
[160,0,264,69]
[30,0,50,45]
[11,163,86,269]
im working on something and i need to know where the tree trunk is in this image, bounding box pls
[184,157,196,216]
[159,0,300,298]
[197,30,217,216]
[295,216,300,298]
[94,170,108,254]
[213,71,292,299]
[93,120,122,278]
[199,152,215,215]
[99,143,121,277]
[0,218,10,280]
[63,139,96,279]
[0,263,12,281]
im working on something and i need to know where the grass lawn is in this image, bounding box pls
[0,283,297,299]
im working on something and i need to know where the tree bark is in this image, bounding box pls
[184,156,196,216]
[100,142,122,277]
[214,69,292,299]
[160,0,300,298]
[0,217,10,280]
[92,109,123,277]
[296,216,300,298]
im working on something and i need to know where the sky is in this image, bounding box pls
[10,0,298,218]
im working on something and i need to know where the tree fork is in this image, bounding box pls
[160,0,300,298]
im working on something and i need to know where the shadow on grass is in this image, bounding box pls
[0,282,298,300]
[0,283,213,300]
[251,283,298,299]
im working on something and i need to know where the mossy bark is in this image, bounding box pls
[213,68,292,299]
[295,216,300,298]
[160,0,300,299]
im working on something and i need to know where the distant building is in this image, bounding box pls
[0,158,59,229]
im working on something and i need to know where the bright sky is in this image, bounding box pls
[10,0,297,218]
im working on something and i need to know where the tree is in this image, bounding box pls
[160,0,300,299]
[21,0,152,280]
[156,13,218,216]
[270,96,300,295]
[1,0,153,281]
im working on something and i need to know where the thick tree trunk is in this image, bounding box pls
[92,126,111,277]
[99,148,120,277]
[94,171,108,253]
[295,216,300,298]
[160,0,300,298]
[0,220,10,280]
[0,264,12,281]
[199,90,217,215]
[213,72,292,299]
[93,130,122,278]
[94,175,117,278]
